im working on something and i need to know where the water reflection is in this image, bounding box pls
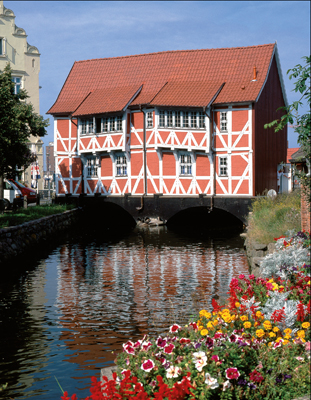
[0,226,249,399]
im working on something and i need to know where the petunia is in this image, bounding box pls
[169,324,181,333]
[205,373,219,389]
[226,367,240,380]
[156,337,167,348]
[192,351,207,372]
[223,380,231,391]
[141,359,155,372]
[123,341,135,355]
[166,365,181,379]
[164,343,175,354]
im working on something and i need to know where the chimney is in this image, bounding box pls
[253,66,257,81]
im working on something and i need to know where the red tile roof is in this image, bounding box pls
[72,85,142,116]
[48,44,277,115]
[287,147,299,163]
[150,81,225,108]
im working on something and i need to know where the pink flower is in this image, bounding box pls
[239,274,245,280]
[123,341,135,355]
[141,359,155,372]
[169,324,181,333]
[249,274,255,280]
[225,367,240,380]
[156,337,167,348]
[189,322,198,330]
[211,355,219,362]
[164,343,175,354]
[305,341,311,351]
[141,341,152,351]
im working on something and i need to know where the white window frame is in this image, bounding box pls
[219,156,228,176]
[0,37,6,56]
[115,153,127,177]
[80,118,94,135]
[179,153,192,176]
[12,76,22,94]
[146,111,153,128]
[86,157,98,178]
[220,112,228,132]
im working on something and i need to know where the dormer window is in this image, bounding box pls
[80,115,123,134]
[158,110,205,130]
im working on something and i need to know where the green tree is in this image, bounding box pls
[264,56,311,197]
[0,63,49,199]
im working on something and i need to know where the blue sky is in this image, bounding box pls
[4,1,311,150]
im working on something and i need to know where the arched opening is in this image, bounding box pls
[166,206,244,237]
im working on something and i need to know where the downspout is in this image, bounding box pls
[136,105,147,210]
[71,115,84,195]
[204,106,214,212]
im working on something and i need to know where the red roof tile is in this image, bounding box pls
[149,81,224,108]
[48,44,277,115]
[72,85,142,116]
[287,147,299,163]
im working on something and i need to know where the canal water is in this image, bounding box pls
[0,217,249,399]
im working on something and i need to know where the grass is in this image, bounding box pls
[247,190,301,244]
[0,204,75,229]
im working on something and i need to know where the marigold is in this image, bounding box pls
[284,328,292,334]
[283,340,290,345]
[302,322,310,329]
[244,321,252,329]
[222,315,232,323]
[268,342,273,347]
[240,315,248,321]
[198,325,203,331]
[297,330,305,339]
[212,320,218,326]
[235,302,240,308]
[254,321,260,327]
[284,334,291,340]
[263,320,272,330]
[207,322,214,329]
[273,327,280,332]
[200,329,209,336]
[199,310,212,319]
[256,329,265,338]
[269,332,276,338]
[256,311,262,318]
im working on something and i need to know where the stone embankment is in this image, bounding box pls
[0,208,80,266]
[241,232,276,277]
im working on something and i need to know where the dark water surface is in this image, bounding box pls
[0,224,249,399]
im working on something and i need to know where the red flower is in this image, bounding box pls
[250,369,264,383]
[225,367,240,380]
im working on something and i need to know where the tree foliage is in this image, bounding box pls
[264,56,311,196]
[0,63,49,178]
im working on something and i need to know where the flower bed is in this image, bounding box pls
[62,231,311,400]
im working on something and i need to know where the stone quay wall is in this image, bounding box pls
[0,209,80,266]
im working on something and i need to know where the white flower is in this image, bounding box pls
[223,380,231,391]
[205,373,219,389]
[192,351,207,371]
[166,365,181,378]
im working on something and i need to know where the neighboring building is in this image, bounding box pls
[44,142,55,189]
[48,43,287,199]
[0,1,43,190]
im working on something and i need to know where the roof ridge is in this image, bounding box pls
[75,43,275,64]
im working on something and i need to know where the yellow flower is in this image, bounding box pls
[269,332,276,338]
[221,309,230,314]
[297,330,305,339]
[272,283,279,291]
[284,334,291,340]
[212,319,218,326]
[302,322,310,329]
[268,342,273,347]
[254,321,260,327]
[284,328,292,334]
[273,327,279,333]
[256,311,262,318]
[198,325,203,331]
[263,320,272,330]
[276,337,283,343]
[199,310,212,319]
[235,302,240,308]
[283,340,289,345]
[222,315,232,323]
[256,329,265,338]
[244,321,252,329]
[207,322,214,329]
[240,315,248,322]
[200,329,209,336]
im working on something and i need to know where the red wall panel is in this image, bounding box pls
[131,153,143,175]
[196,155,210,176]
[232,110,248,132]
[72,158,82,177]
[162,152,175,176]
[101,156,112,176]
[147,152,159,175]
[59,159,70,178]
[57,119,69,138]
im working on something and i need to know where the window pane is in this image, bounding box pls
[147,112,153,128]
[88,118,94,134]
[175,111,181,128]
[109,117,115,131]
[159,111,165,127]
[96,118,101,133]
[167,111,173,128]
[220,112,227,132]
[199,112,205,128]
[103,118,108,132]
[183,112,189,128]
[116,116,122,131]
[190,112,196,128]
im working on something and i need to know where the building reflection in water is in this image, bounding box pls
[55,226,249,367]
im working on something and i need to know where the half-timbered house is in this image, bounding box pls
[48,43,287,212]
